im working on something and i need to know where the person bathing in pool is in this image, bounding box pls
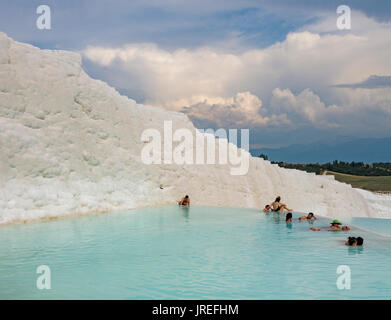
[345,236,364,246]
[299,212,317,220]
[286,212,293,223]
[270,196,292,213]
[310,219,350,231]
[263,205,272,213]
[178,195,190,206]
[329,219,351,231]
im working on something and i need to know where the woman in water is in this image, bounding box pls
[270,196,292,213]
[345,236,364,246]
[345,237,357,246]
[178,195,190,206]
[329,219,345,231]
[286,212,293,223]
[310,220,350,231]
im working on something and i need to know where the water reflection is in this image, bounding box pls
[270,212,283,223]
[298,219,315,225]
[180,206,190,221]
[347,246,364,255]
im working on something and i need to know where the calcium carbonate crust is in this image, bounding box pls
[0,32,388,224]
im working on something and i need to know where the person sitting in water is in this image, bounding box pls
[328,220,350,231]
[345,237,357,246]
[178,195,190,206]
[286,212,293,223]
[345,236,363,246]
[310,220,350,232]
[299,212,317,220]
[329,219,342,231]
[263,205,272,213]
[270,196,292,213]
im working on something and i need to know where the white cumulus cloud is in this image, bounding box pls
[82,13,391,132]
[181,91,290,127]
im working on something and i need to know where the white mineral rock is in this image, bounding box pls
[0,32,389,224]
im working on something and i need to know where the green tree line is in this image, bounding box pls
[258,156,391,176]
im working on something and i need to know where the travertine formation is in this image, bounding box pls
[0,32,388,224]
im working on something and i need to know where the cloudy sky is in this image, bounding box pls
[1,0,391,148]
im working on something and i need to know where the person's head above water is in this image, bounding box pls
[346,237,357,246]
[275,196,281,202]
[185,195,189,199]
[330,219,342,226]
[356,237,364,246]
[307,212,314,219]
[286,212,292,222]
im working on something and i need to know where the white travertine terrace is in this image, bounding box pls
[0,32,389,224]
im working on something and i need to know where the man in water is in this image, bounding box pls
[286,212,293,223]
[178,195,190,206]
[299,212,317,220]
[263,205,272,213]
[270,196,292,213]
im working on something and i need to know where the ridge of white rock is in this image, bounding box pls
[354,189,391,218]
[0,32,389,224]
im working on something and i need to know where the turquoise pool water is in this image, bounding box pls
[346,217,391,237]
[0,205,390,299]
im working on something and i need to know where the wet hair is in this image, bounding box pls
[356,237,364,246]
[185,195,189,198]
[286,212,292,222]
[265,204,270,208]
[275,196,281,202]
[307,212,314,218]
[347,237,356,246]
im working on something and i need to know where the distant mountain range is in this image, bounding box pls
[250,138,391,164]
